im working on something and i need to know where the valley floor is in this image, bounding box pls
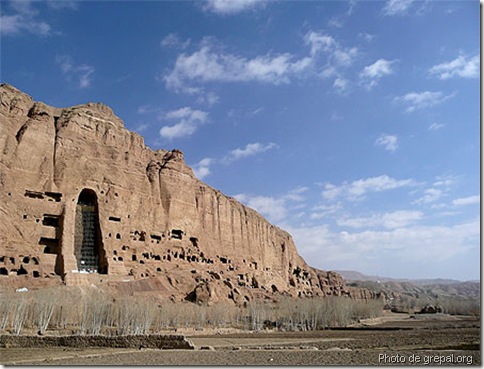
[1,313,480,366]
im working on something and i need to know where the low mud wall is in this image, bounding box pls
[0,334,195,349]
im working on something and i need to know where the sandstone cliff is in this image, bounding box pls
[0,83,367,303]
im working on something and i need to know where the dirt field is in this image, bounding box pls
[1,314,480,366]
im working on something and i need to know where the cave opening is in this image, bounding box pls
[74,189,107,274]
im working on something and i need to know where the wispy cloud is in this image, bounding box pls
[358,32,375,42]
[235,193,288,222]
[303,30,359,93]
[375,134,398,152]
[234,187,307,223]
[395,91,455,112]
[322,175,417,201]
[0,0,51,36]
[192,158,214,180]
[304,32,336,56]
[161,33,191,49]
[164,41,312,93]
[453,195,480,206]
[333,78,350,94]
[202,0,266,15]
[190,141,277,179]
[56,55,95,89]
[428,122,444,131]
[382,0,416,16]
[159,107,208,139]
[225,142,278,162]
[164,31,359,95]
[412,174,457,206]
[337,210,423,230]
[304,30,358,69]
[360,59,395,89]
[429,54,479,80]
[288,219,479,274]
[412,188,444,205]
[196,91,220,106]
[1,0,77,36]
[46,1,78,10]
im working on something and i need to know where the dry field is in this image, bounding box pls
[1,313,479,366]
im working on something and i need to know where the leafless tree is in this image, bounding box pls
[11,294,29,335]
[32,289,57,334]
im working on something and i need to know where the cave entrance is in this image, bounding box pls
[74,189,107,274]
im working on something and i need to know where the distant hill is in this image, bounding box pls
[336,270,477,285]
[336,271,480,312]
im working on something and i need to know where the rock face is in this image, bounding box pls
[0,83,362,303]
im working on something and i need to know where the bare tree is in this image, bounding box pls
[32,290,57,334]
[11,294,29,335]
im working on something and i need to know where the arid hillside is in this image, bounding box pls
[338,271,480,315]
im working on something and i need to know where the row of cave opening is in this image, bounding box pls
[0,256,42,278]
[108,228,197,246]
[21,188,265,278]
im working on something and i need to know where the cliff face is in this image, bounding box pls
[0,83,364,303]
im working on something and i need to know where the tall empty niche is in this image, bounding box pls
[74,189,107,273]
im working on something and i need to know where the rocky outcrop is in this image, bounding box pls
[0,83,368,303]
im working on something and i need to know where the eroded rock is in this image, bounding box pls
[0,83,368,303]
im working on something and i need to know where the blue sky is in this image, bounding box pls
[1,0,480,280]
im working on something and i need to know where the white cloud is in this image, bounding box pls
[56,55,95,89]
[337,210,423,230]
[0,14,23,35]
[332,47,358,67]
[1,0,76,36]
[428,122,444,131]
[360,59,395,88]
[382,0,416,16]
[164,43,313,93]
[322,175,417,201]
[304,30,358,69]
[234,186,307,223]
[192,158,214,180]
[196,91,219,106]
[189,141,278,178]
[283,186,309,202]
[395,91,455,112]
[412,174,459,206]
[309,203,342,220]
[375,134,398,152]
[288,218,479,275]
[361,59,395,78]
[164,32,358,94]
[0,13,50,36]
[328,17,343,28]
[46,1,78,10]
[235,194,288,222]
[304,32,337,56]
[161,33,191,49]
[159,107,208,139]
[433,174,459,189]
[225,142,278,162]
[413,188,444,205]
[203,0,265,15]
[333,78,349,94]
[453,195,480,206]
[358,32,375,42]
[429,54,479,80]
